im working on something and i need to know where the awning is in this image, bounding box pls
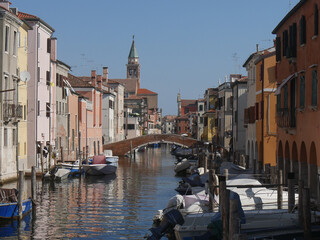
[275,73,297,95]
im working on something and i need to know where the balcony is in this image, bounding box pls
[3,104,23,121]
[277,108,296,129]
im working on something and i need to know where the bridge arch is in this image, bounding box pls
[103,134,201,156]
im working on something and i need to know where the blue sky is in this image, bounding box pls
[14,0,300,115]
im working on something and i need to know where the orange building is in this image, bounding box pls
[273,0,319,200]
[255,48,277,171]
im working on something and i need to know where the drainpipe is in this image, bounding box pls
[15,78,19,180]
[267,95,277,136]
[35,24,39,169]
[261,60,264,171]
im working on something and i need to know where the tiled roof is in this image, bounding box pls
[17,11,55,32]
[17,11,38,19]
[137,88,157,95]
[68,74,92,88]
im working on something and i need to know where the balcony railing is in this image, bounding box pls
[277,108,296,128]
[3,104,23,120]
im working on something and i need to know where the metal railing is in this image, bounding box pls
[277,108,296,128]
[3,103,23,120]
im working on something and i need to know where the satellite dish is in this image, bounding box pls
[20,71,31,82]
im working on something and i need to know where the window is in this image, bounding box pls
[75,115,78,133]
[24,36,27,52]
[299,75,305,108]
[200,117,203,124]
[46,71,50,86]
[312,70,318,106]
[277,94,281,113]
[47,38,51,53]
[38,67,40,82]
[289,23,297,58]
[199,104,203,112]
[109,100,113,109]
[4,128,8,147]
[12,129,16,145]
[128,124,135,130]
[56,101,58,113]
[72,129,75,151]
[315,5,319,36]
[13,31,17,56]
[299,16,306,45]
[37,101,40,116]
[5,26,9,52]
[18,31,20,48]
[46,102,50,117]
[24,142,26,155]
[255,102,259,120]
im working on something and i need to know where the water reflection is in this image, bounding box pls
[0,145,179,239]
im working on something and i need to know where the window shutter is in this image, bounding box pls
[315,4,319,36]
[276,36,281,62]
[284,85,288,109]
[283,30,288,57]
[277,93,281,113]
[46,71,50,86]
[300,75,305,108]
[292,23,297,57]
[312,70,318,106]
[47,38,51,53]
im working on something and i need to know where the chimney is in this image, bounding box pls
[0,0,10,10]
[91,70,97,87]
[10,7,18,15]
[256,44,259,53]
[97,75,102,89]
[102,67,108,82]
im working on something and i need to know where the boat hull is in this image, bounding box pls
[83,164,117,176]
[0,199,32,220]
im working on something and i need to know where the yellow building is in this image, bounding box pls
[17,21,30,170]
[255,48,277,169]
[203,88,218,142]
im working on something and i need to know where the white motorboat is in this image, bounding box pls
[104,150,119,164]
[83,155,117,176]
[44,168,70,181]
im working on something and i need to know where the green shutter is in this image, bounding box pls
[284,85,288,109]
[312,70,318,106]
[300,75,305,108]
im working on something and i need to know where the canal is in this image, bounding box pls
[0,145,180,239]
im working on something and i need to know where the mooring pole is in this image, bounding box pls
[288,172,295,213]
[277,170,283,209]
[18,171,24,219]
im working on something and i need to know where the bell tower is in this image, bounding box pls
[127,36,140,85]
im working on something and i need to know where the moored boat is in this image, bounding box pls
[0,189,32,220]
[83,155,117,176]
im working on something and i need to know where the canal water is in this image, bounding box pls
[0,145,180,239]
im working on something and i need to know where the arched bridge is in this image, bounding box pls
[103,134,200,156]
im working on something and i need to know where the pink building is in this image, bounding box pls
[68,73,103,157]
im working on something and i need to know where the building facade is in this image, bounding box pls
[273,0,320,200]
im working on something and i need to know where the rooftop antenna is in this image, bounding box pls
[289,0,292,9]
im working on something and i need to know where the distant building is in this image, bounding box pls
[203,88,218,143]
[162,115,176,134]
[231,76,248,160]
[197,99,205,140]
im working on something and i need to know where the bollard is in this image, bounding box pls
[224,168,229,181]
[31,166,37,215]
[229,198,240,239]
[298,180,304,224]
[303,188,311,239]
[204,155,208,173]
[277,170,283,209]
[18,171,24,219]
[287,172,295,213]
[222,189,230,240]
[208,169,216,211]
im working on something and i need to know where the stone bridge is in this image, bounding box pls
[103,134,200,156]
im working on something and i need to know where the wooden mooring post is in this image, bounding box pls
[302,188,311,239]
[31,166,37,215]
[18,171,24,219]
[224,168,229,181]
[229,198,240,239]
[208,169,216,211]
[277,170,283,209]
[298,180,304,224]
[222,189,230,240]
[204,154,208,173]
[288,172,295,212]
